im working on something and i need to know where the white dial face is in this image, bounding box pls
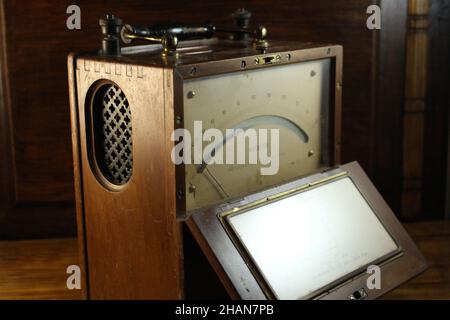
[183,59,331,211]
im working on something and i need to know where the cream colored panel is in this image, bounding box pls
[183,59,331,211]
[226,177,398,300]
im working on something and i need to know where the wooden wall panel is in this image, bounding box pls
[424,0,450,220]
[402,0,430,219]
[0,0,76,239]
[447,112,450,219]
[374,1,408,213]
[402,0,450,220]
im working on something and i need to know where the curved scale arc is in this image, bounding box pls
[198,115,309,173]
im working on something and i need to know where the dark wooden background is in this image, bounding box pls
[0,0,448,239]
[426,0,450,220]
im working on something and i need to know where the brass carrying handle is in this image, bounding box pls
[120,23,269,55]
[120,25,179,56]
[99,11,268,56]
[121,24,216,43]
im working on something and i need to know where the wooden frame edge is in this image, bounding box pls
[67,52,88,300]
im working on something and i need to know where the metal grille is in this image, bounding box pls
[98,85,133,185]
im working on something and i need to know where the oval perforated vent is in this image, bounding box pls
[92,84,133,186]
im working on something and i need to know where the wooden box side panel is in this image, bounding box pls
[74,58,182,299]
[67,53,88,299]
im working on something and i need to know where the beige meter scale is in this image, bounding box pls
[183,60,330,211]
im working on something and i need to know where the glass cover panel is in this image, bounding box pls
[183,59,331,211]
[225,177,399,300]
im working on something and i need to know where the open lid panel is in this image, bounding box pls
[186,162,427,300]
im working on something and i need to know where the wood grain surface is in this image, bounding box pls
[0,221,448,300]
[0,238,80,300]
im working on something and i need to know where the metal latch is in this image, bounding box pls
[254,54,282,65]
[348,288,368,300]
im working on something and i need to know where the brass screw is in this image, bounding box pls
[188,184,196,198]
[187,91,196,99]
[308,150,315,157]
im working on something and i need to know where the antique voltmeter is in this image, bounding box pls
[68,12,426,300]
